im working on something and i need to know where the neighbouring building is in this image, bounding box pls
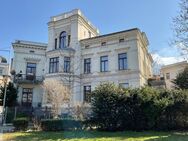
[12,40,47,107]
[161,61,188,89]
[0,56,9,86]
[148,75,166,89]
[12,9,153,109]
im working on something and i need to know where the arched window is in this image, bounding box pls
[59,31,66,48]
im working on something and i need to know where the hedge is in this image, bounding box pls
[89,83,188,131]
[13,118,29,131]
[41,119,83,131]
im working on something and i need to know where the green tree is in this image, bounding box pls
[0,82,18,107]
[172,67,188,89]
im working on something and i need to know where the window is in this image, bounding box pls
[88,31,91,38]
[0,69,3,75]
[118,53,127,70]
[85,45,90,48]
[119,83,129,88]
[64,57,70,73]
[26,63,36,80]
[59,31,66,48]
[29,50,35,53]
[55,38,57,49]
[101,42,106,46]
[166,73,170,80]
[119,38,125,43]
[100,56,108,72]
[84,58,91,74]
[83,85,91,102]
[49,57,59,73]
[68,35,71,46]
[22,88,33,107]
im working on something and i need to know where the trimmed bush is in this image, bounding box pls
[89,83,188,131]
[63,119,83,130]
[13,118,29,131]
[41,119,83,131]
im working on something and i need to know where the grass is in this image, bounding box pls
[1,130,188,141]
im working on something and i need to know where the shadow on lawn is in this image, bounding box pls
[7,131,188,141]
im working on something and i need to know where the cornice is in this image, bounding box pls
[13,44,47,50]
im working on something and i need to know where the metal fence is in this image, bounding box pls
[2,105,91,124]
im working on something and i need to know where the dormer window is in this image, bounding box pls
[59,31,66,48]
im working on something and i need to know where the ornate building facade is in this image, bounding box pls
[12,9,153,109]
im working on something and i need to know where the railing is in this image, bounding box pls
[14,74,44,84]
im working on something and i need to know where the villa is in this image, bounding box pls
[11,9,153,109]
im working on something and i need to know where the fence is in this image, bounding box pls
[3,105,91,124]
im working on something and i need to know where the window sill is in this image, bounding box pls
[118,69,129,71]
[98,71,111,74]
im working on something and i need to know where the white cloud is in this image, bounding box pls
[152,53,186,65]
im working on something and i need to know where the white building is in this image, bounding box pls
[12,40,47,107]
[0,56,9,86]
[12,9,153,108]
[161,61,188,89]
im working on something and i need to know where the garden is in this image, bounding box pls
[1,67,188,141]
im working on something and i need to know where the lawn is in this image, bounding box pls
[1,131,188,141]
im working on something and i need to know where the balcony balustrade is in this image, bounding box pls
[14,74,44,84]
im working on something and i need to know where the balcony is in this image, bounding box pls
[14,74,44,84]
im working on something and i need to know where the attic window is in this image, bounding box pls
[119,38,125,43]
[101,42,106,46]
[30,50,35,53]
[85,45,90,48]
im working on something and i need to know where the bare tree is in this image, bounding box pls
[173,0,188,59]
[69,102,91,120]
[43,79,70,118]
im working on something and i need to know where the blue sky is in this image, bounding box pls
[0,0,181,64]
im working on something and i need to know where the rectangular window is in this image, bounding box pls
[22,88,33,107]
[88,31,91,38]
[68,35,71,47]
[84,58,91,74]
[100,56,108,72]
[119,38,125,43]
[55,38,57,49]
[64,57,70,73]
[49,57,59,73]
[166,73,170,80]
[85,45,90,48]
[83,85,91,102]
[101,42,106,46]
[26,63,36,80]
[118,53,127,70]
[119,83,129,88]
[29,50,35,53]
[0,69,3,75]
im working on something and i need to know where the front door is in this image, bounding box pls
[22,88,33,107]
